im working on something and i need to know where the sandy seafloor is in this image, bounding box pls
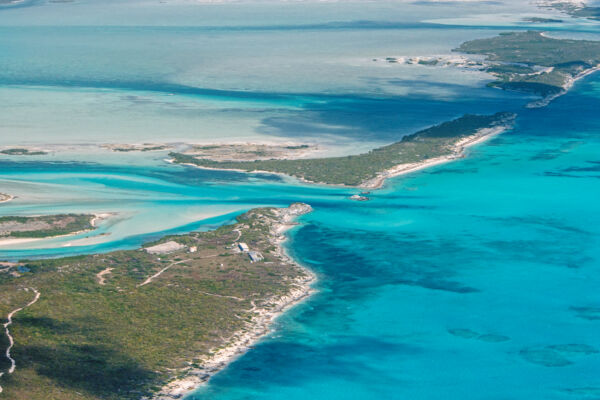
[1,0,600,399]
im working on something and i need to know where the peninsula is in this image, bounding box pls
[168,112,515,188]
[0,204,314,400]
[0,214,97,246]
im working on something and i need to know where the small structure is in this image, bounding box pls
[238,242,250,252]
[248,251,263,263]
[145,241,186,255]
[189,246,197,253]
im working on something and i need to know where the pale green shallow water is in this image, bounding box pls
[1,0,600,399]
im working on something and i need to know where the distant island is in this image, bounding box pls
[0,193,13,203]
[0,204,314,399]
[455,31,600,106]
[522,17,564,23]
[380,31,600,108]
[168,113,515,188]
[0,148,47,156]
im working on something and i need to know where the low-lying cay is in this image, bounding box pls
[168,113,515,188]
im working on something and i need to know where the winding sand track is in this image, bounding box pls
[96,267,114,285]
[0,288,41,394]
[138,259,190,287]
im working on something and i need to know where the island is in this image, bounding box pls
[168,112,515,188]
[0,204,314,400]
[0,214,97,245]
[381,31,600,107]
[522,17,564,23]
[0,148,47,156]
[455,31,600,106]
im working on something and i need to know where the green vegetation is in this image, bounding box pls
[455,31,600,96]
[169,113,514,186]
[0,214,95,238]
[112,145,169,152]
[0,148,47,156]
[523,17,564,23]
[0,206,310,400]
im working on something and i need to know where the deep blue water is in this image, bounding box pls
[184,75,600,400]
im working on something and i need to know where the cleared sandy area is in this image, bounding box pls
[144,240,186,255]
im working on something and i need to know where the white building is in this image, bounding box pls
[248,251,263,263]
[238,242,250,252]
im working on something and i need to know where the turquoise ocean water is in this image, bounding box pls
[185,77,600,400]
[1,76,599,398]
[1,0,600,399]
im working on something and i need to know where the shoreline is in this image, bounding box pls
[526,64,600,108]
[361,123,513,189]
[152,203,316,400]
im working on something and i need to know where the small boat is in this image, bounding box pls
[350,194,369,201]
